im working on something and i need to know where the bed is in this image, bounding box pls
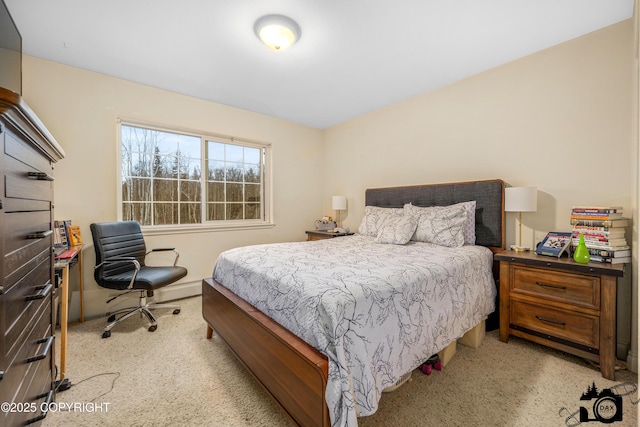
[202,179,505,427]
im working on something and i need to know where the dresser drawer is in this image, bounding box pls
[4,244,51,293]
[8,322,54,427]
[510,299,599,350]
[4,210,52,252]
[2,258,52,365]
[511,265,599,309]
[4,211,52,279]
[4,128,52,174]
[6,365,54,427]
[21,363,54,426]
[1,297,53,408]
[4,155,54,203]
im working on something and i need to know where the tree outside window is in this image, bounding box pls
[120,123,268,227]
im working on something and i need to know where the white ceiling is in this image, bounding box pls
[5,0,635,129]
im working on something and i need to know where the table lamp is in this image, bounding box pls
[332,196,347,228]
[505,186,537,252]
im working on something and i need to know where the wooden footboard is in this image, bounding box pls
[202,278,330,427]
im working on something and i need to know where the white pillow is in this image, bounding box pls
[375,215,418,245]
[403,203,467,247]
[455,201,476,245]
[358,206,404,237]
[403,201,476,245]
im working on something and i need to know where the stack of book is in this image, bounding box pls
[53,220,82,249]
[570,206,631,264]
[53,219,71,249]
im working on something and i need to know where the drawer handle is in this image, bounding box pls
[0,370,3,381]
[536,281,567,290]
[27,171,54,181]
[26,335,55,363]
[535,315,566,326]
[26,230,53,239]
[25,389,54,425]
[26,282,53,301]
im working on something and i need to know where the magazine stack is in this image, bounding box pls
[570,206,631,264]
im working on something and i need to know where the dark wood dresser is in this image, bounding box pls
[495,250,624,380]
[0,88,65,426]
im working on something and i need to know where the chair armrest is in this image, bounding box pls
[95,257,139,268]
[95,257,141,290]
[146,248,180,266]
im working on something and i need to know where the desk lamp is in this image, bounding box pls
[505,187,537,252]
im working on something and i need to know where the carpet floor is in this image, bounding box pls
[44,296,638,426]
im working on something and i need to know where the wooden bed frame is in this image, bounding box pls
[202,179,505,427]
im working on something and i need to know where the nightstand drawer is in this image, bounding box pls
[307,234,326,241]
[510,299,599,350]
[511,265,599,309]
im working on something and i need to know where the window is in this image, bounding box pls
[119,122,270,228]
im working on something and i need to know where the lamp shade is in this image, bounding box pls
[505,187,537,212]
[332,196,347,211]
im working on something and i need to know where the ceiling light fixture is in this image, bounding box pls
[254,14,301,51]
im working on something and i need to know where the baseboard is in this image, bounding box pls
[627,351,638,373]
[154,280,201,302]
[617,340,630,361]
[68,280,202,322]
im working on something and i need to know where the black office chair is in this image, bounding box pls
[90,221,188,338]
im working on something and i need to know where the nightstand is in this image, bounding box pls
[494,250,624,380]
[305,230,354,241]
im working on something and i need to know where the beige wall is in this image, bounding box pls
[323,21,633,238]
[322,20,636,364]
[21,56,324,318]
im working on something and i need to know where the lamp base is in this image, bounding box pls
[510,245,531,252]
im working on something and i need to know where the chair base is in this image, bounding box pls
[102,290,180,338]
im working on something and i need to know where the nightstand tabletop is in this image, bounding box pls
[305,230,354,240]
[494,250,624,277]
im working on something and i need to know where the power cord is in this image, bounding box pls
[55,371,121,403]
[76,372,121,402]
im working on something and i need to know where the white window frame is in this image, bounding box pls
[117,118,273,234]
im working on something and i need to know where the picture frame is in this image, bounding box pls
[535,231,572,258]
[67,225,83,246]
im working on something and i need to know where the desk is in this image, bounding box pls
[54,244,84,381]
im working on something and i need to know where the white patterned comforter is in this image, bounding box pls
[212,234,496,427]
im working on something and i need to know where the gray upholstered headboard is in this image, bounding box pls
[365,179,505,250]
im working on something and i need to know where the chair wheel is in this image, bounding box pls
[102,330,111,338]
[148,325,157,332]
[173,309,181,315]
[108,314,116,322]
